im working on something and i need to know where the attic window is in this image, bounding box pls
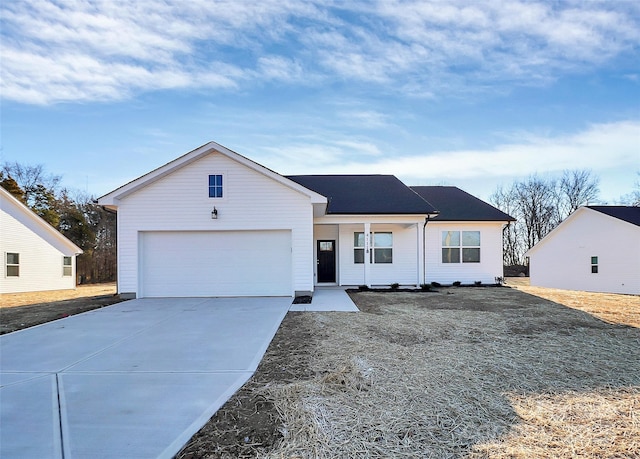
[208,175,223,198]
[6,253,19,277]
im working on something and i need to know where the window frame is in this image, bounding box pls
[6,252,19,277]
[208,174,224,199]
[591,256,598,274]
[354,231,393,264]
[63,256,73,277]
[441,231,481,264]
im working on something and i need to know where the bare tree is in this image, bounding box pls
[1,162,61,208]
[491,169,601,266]
[558,169,600,216]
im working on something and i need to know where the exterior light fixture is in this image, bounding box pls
[211,207,218,219]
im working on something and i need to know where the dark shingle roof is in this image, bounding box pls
[286,175,438,214]
[587,206,640,226]
[411,186,515,222]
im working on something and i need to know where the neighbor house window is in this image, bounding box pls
[208,174,223,198]
[6,253,19,277]
[63,256,72,276]
[591,256,598,274]
[354,232,393,264]
[442,231,480,263]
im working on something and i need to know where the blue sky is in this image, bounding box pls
[1,0,639,203]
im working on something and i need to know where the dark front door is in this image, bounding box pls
[317,240,336,283]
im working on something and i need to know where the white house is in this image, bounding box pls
[98,142,514,298]
[0,187,82,294]
[526,206,640,295]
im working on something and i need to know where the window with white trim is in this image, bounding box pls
[6,252,19,277]
[63,256,72,276]
[591,256,598,274]
[442,231,480,263]
[208,174,223,198]
[354,232,393,264]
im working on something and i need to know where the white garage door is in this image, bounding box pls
[140,230,292,297]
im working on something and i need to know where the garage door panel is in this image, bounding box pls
[141,231,291,297]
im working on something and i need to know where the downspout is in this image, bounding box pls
[422,215,430,285]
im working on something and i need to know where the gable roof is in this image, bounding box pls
[286,175,438,215]
[98,141,327,207]
[586,206,640,227]
[0,187,83,254]
[411,186,515,222]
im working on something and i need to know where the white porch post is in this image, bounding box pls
[364,222,371,287]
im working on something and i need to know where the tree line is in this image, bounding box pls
[1,162,116,283]
[490,169,639,267]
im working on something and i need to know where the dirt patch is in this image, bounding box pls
[0,283,122,334]
[177,284,639,458]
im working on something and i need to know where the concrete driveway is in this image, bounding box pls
[0,297,291,458]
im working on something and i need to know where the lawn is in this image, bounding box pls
[179,284,639,458]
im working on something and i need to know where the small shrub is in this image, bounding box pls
[358,285,369,291]
[474,281,482,286]
[390,283,400,290]
[452,281,461,287]
[495,276,505,286]
[420,283,432,291]
[431,281,442,288]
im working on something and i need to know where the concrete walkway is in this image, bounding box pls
[0,297,290,459]
[290,286,359,312]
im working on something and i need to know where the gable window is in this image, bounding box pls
[591,256,598,274]
[63,256,72,276]
[6,253,19,277]
[354,232,393,264]
[208,174,223,198]
[442,231,480,263]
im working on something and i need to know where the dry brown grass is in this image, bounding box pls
[0,283,116,308]
[507,277,640,328]
[260,287,639,458]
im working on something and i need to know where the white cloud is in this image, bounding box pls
[1,0,638,104]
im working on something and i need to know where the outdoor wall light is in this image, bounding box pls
[211,207,218,219]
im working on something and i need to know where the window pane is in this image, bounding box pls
[442,248,460,263]
[319,241,333,251]
[63,256,72,266]
[354,232,364,248]
[442,231,460,247]
[591,256,598,264]
[209,175,216,186]
[591,265,598,274]
[462,231,480,247]
[63,266,72,276]
[7,253,19,264]
[462,248,480,263]
[373,232,392,247]
[7,266,19,277]
[216,175,222,186]
[354,248,364,263]
[374,248,393,263]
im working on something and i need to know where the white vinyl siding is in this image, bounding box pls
[426,222,504,285]
[0,192,78,293]
[528,208,640,295]
[115,152,314,298]
[337,223,418,286]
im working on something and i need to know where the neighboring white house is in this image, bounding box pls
[98,141,514,298]
[526,206,640,295]
[0,187,82,294]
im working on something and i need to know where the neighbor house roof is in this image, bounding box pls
[0,187,83,254]
[586,206,640,227]
[286,175,438,215]
[410,186,515,222]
